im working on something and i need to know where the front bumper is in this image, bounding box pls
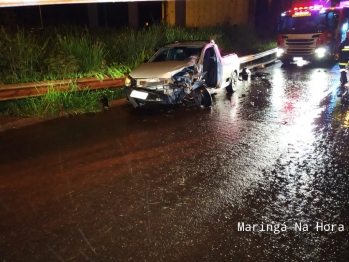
[279,53,328,63]
[124,87,175,107]
[277,46,331,63]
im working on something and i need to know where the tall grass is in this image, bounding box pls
[0,27,46,83]
[0,85,125,118]
[98,24,220,69]
[57,34,106,73]
[0,23,276,85]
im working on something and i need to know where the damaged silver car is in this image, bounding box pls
[125,40,240,108]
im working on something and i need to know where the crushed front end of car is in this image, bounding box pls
[125,59,211,108]
[124,75,178,107]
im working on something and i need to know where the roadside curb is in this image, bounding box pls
[0,98,127,133]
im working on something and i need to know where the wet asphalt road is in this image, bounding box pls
[1,61,349,261]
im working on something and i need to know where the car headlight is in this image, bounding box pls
[276,48,284,57]
[159,78,172,85]
[125,76,132,87]
[315,47,326,58]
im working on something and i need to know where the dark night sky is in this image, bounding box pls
[0,2,162,28]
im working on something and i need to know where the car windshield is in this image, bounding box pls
[149,46,203,62]
[279,13,327,34]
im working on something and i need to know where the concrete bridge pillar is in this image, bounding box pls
[128,2,139,28]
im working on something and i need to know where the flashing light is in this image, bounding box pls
[340,1,349,8]
[293,4,323,12]
[314,4,323,9]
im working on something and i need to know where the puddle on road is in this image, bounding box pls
[148,63,349,261]
[1,63,349,261]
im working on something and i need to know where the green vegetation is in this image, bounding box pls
[0,23,276,118]
[0,23,276,84]
[0,86,125,118]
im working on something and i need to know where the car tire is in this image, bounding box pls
[226,71,238,93]
[196,86,212,107]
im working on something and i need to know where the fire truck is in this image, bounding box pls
[277,1,349,64]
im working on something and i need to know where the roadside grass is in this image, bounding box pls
[0,23,276,84]
[0,86,125,118]
[0,23,276,118]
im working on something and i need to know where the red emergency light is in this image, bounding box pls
[294,5,322,11]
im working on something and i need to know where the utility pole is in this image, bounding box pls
[248,0,256,28]
[175,0,186,26]
[128,2,139,28]
[87,4,99,31]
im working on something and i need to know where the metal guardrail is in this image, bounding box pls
[0,77,125,101]
[239,48,278,64]
[239,48,278,72]
[0,48,277,101]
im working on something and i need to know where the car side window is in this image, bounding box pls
[152,49,169,62]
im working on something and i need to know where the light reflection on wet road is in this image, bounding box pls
[0,61,349,261]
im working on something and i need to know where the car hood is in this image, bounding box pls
[129,61,190,79]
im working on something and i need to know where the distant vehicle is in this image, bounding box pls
[276,0,349,64]
[124,40,240,108]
